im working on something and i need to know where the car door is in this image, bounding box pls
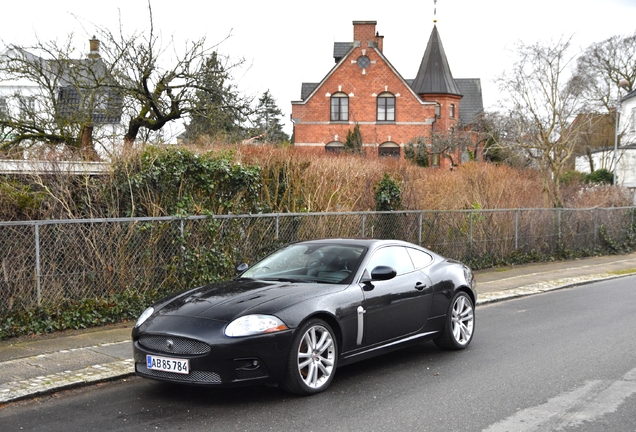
[360,246,433,346]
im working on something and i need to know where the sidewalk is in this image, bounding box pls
[2,252,636,404]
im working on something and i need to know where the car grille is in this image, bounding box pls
[235,360,269,380]
[136,363,222,384]
[236,366,268,380]
[138,335,211,355]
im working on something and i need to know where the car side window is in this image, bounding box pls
[406,248,433,270]
[365,246,414,276]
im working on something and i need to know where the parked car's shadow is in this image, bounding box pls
[135,340,466,406]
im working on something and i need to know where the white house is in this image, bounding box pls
[575,89,636,187]
[622,89,636,149]
[0,38,124,159]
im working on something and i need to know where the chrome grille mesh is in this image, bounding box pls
[138,335,210,355]
[136,363,221,384]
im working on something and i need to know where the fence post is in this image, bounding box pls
[34,223,42,306]
[515,209,519,251]
[361,213,366,238]
[180,218,185,267]
[557,208,562,243]
[418,212,423,246]
[275,215,279,240]
[593,208,598,247]
[469,211,474,255]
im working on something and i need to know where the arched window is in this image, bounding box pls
[435,103,441,118]
[377,92,395,121]
[378,141,400,157]
[450,103,455,118]
[325,141,344,153]
[330,92,349,121]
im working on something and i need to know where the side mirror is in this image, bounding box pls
[370,266,397,281]
[236,263,249,273]
[360,266,397,284]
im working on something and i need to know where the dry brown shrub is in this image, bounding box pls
[192,144,631,211]
[563,184,633,208]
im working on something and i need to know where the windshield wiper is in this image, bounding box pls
[261,277,315,283]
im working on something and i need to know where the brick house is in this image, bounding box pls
[291,21,483,167]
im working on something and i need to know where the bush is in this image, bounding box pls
[374,174,402,211]
[586,168,614,185]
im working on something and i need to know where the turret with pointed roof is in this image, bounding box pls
[411,25,461,96]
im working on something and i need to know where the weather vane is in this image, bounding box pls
[433,0,438,23]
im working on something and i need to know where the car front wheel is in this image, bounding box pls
[434,291,475,350]
[281,318,338,395]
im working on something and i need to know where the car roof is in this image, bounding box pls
[294,238,421,249]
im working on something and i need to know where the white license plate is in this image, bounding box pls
[146,355,190,374]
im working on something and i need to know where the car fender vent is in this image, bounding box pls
[138,335,211,355]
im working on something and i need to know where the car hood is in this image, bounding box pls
[151,278,341,322]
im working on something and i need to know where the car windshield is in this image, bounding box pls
[240,243,366,284]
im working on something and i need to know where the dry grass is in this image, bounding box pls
[222,144,626,211]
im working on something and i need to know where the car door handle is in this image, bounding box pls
[415,282,427,291]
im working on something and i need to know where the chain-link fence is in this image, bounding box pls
[1,207,635,316]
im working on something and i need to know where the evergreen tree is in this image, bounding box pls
[404,137,430,167]
[344,123,363,153]
[251,90,288,144]
[183,52,249,143]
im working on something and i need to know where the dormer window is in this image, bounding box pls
[377,92,395,122]
[330,92,349,122]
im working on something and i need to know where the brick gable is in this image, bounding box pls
[291,21,481,167]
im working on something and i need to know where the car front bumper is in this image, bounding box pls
[132,316,293,387]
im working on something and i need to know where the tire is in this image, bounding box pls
[281,318,338,395]
[434,291,475,350]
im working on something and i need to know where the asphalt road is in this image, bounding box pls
[1,276,635,432]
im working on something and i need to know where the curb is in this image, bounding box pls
[476,272,635,305]
[0,357,134,403]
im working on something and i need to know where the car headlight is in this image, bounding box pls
[225,315,289,337]
[463,266,475,287]
[135,307,154,328]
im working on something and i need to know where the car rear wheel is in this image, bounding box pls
[434,291,474,350]
[281,318,338,395]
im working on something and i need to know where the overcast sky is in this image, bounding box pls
[2,0,635,138]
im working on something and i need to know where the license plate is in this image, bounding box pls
[146,355,190,374]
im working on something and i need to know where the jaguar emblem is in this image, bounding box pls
[166,339,174,351]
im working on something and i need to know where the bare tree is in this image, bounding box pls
[1,2,252,158]
[0,36,121,159]
[574,32,636,112]
[94,4,252,149]
[498,37,587,207]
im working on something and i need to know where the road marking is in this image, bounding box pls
[483,367,636,431]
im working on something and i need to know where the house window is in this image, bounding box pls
[435,103,440,118]
[330,93,349,121]
[325,141,344,153]
[450,103,455,118]
[377,93,395,122]
[631,108,636,132]
[19,96,35,118]
[0,97,7,118]
[378,142,400,157]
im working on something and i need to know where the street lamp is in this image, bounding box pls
[613,79,630,186]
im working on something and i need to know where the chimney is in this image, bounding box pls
[88,36,100,59]
[353,21,378,49]
[375,31,384,53]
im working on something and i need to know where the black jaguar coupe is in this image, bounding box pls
[133,238,477,395]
